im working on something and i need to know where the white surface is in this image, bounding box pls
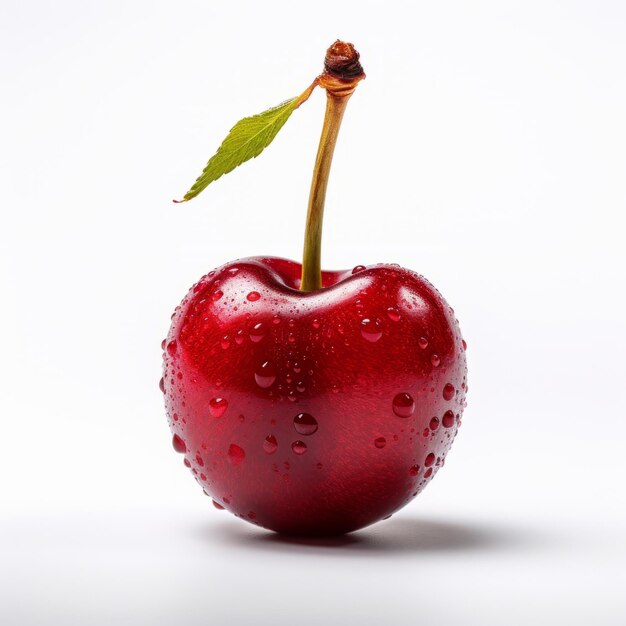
[1,1,626,624]
[2,508,624,626]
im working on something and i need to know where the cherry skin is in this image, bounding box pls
[162,257,467,535]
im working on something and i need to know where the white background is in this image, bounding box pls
[1,1,625,624]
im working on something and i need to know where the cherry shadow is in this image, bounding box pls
[205,514,538,557]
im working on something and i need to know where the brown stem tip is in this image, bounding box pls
[324,40,365,80]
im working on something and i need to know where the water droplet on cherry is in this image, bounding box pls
[166,340,177,356]
[393,392,415,417]
[159,377,165,393]
[462,339,467,351]
[294,412,318,435]
[263,435,278,454]
[227,444,245,465]
[172,434,186,453]
[212,290,223,301]
[425,452,435,467]
[386,307,401,322]
[247,291,260,302]
[424,468,433,478]
[374,437,386,449]
[292,441,308,455]
[431,354,440,367]
[352,265,366,274]
[429,417,439,430]
[255,360,276,388]
[409,464,420,477]
[209,397,228,417]
[360,318,382,342]
[249,322,266,342]
[212,500,225,510]
[418,337,428,349]
[442,410,455,428]
[443,383,455,401]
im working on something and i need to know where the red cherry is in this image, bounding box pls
[163,257,467,535]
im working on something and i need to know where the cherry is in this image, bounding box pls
[163,257,466,534]
[164,41,468,535]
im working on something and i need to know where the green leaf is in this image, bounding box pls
[177,97,299,201]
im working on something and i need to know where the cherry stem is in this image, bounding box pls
[300,95,349,291]
[300,41,365,292]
